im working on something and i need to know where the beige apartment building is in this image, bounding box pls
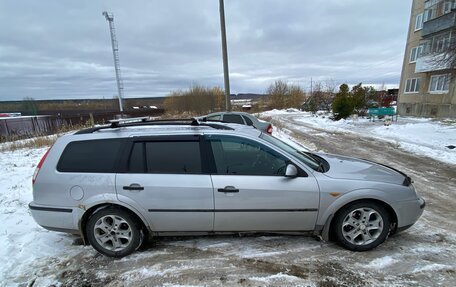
[398,0,456,117]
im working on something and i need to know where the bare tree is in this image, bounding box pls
[267,80,305,109]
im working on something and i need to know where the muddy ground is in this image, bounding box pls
[18,114,456,287]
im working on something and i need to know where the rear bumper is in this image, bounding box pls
[29,202,79,234]
[393,197,425,229]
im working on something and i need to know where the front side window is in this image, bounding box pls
[208,135,288,176]
[260,133,320,171]
[405,78,421,93]
[429,74,450,92]
[57,139,123,173]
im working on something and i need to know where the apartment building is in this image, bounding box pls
[398,0,456,117]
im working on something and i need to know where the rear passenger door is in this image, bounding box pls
[116,135,214,232]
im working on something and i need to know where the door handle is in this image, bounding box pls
[217,186,239,193]
[123,184,144,191]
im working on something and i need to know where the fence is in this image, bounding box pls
[0,109,164,141]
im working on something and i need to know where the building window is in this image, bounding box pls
[429,74,450,92]
[405,78,421,93]
[443,1,454,14]
[410,45,424,63]
[415,13,423,31]
[424,8,433,22]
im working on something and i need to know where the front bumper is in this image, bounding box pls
[29,202,79,234]
[393,197,425,229]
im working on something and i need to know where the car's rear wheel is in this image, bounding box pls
[334,201,390,251]
[86,207,141,257]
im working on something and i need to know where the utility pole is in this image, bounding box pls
[102,11,124,113]
[219,0,231,111]
[310,77,313,97]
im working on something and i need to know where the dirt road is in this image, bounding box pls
[19,114,456,287]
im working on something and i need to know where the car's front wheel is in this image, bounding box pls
[86,207,142,257]
[334,201,390,251]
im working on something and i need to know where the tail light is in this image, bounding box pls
[32,148,51,185]
[266,124,273,134]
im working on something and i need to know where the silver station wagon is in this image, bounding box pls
[29,118,425,257]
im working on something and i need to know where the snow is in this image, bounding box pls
[0,116,455,285]
[261,110,456,165]
[250,272,304,284]
[0,147,83,285]
[412,263,453,273]
[363,256,398,269]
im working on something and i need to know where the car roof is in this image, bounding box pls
[206,111,253,117]
[71,120,262,140]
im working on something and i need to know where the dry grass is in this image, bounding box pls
[0,121,92,150]
[0,135,58,152]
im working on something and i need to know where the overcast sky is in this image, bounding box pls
[0,0,412,100]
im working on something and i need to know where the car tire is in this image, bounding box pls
[334,201,390,251]
[86,207,142,257]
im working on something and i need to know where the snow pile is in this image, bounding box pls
[261,110,456,165]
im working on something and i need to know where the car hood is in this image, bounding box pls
[318,154,407,185]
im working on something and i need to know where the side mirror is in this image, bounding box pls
[285,164,298,178]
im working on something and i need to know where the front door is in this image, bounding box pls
[206,135,320,231]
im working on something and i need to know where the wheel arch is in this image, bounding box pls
[79,203,151,244]
[322,198,398,242]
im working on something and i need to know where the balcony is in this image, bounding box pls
[422,10,456,37]
[415,53,451,72]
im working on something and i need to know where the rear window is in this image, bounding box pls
[57,139,123,173]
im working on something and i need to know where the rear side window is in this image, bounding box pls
[206,115,221,121]
[242,115,254,126]
[223,114,244,124]
[144,141,202,174]
[128,142,145,173]
[57,139,123,173]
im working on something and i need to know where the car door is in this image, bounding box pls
[205,135,320,231]
[116,135,214,232]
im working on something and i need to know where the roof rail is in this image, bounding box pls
[109,116,149,127]
[74,117,234,134]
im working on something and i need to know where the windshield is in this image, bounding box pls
[260,133,320,171]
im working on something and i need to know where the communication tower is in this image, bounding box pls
[102,11,124,112]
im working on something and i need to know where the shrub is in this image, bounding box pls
[332,84,354,120]
[163,85,225,115]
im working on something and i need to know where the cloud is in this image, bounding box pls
[0,0,411,100]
